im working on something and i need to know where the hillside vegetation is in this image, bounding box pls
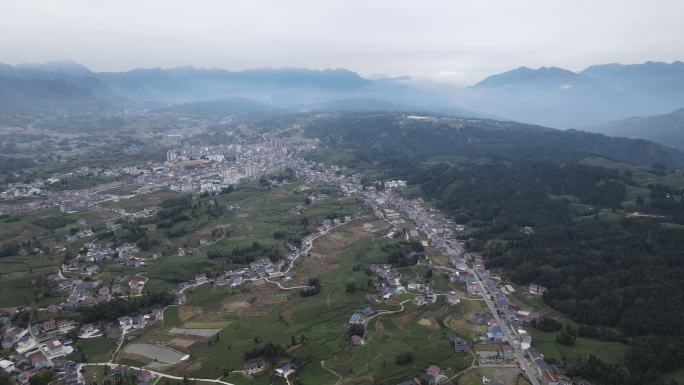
[297,112,684,385]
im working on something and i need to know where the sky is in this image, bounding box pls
[1,0,683,85]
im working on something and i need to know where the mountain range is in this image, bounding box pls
[0,60,682,143]
[591,107,684,149]
[456,61,684,129]
[0,60,466,115]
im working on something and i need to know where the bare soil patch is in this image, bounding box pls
[167,338,197,350]
[448,314,486,335]
[425,247,449,265]
[222,300,249,312]
[418,318,439,328]
[198,224,231,236]
[291,220,383,285]
[396,312,412,329]
[221,282,287,317]
[280,307,293,322]
[178,306,203,322]
[342,375,375,385]
[116,352,153,365]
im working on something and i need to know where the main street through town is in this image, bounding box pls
[470,266,541,385]
[342,175,544,385]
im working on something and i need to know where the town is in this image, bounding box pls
[0,133,567,385]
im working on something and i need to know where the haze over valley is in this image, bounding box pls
[1,2,684,385]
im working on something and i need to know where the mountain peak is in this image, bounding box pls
[15,60,93,77]
[473,65,582,88]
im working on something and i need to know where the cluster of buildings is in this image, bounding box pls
[0,181,45,200]
[242,358,296,379]
[159,142,294,194]
[48,276,110,310]
[1,138,303,217]
[0,302,166,385]
[0,312,82,385]
[305,163,568,385]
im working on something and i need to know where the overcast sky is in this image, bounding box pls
[1,0,682,85]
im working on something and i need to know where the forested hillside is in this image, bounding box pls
[302,113,684,168]
[299,112,684,385]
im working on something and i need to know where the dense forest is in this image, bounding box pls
[298,112,684,384]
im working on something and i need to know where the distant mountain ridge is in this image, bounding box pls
[97,66,373,103]
[474,66,595,88]
[591,107,684,149]
[457,61,684,129]
[0,62,464,113]
[14,60,94,77]
[1,60,683,133]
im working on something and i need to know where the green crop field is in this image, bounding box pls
[131,208,471,385]
[79,337,117,362]
[527,326,628,365]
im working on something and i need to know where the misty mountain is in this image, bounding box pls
[591,107,684,149]
[301,112,684,168]
[456,66,630,128]
[307,97,409,112]
[0,75,98,111]
[14,60,94,77]
[97,67,372,104]
[2,60,683,133]
[455,61,684,129]
[0,62,472,115]
[581,61,684,110]
[474,66,590,88]
[156,97,283,116]
[96,66,471,115]
[0,62,119,110]
[305,97,479,117]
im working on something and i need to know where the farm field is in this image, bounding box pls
[78,337,118,363]
[123,203,473,385]
[93,182,362,289]
[527,327,628,365]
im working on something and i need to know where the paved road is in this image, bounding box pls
[468,266,541,385]
[78,363,237,385]
[398,215,541,385]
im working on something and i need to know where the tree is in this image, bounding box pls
[636,195,645,207]
[348,324,365,338]
[556,324,577,346]
[29,370,54,385]
[345,281,356,293]
[0,371,11,385]
[395,352,414,365]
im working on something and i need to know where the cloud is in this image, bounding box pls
[0,0,682,85]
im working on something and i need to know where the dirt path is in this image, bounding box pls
[320,360,343,385]
[364,299,412,325]
[78,363,237,385]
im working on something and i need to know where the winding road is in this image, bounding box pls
[78,363,238,385]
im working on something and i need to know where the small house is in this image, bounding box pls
[275,363,296,377]
[243,359,266,375]
[29,352,49,369]
[501,344,514,360]
[453,337,468,353]
[118,316,133,328]
[350,335,364,346]
[348,313,363,325]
